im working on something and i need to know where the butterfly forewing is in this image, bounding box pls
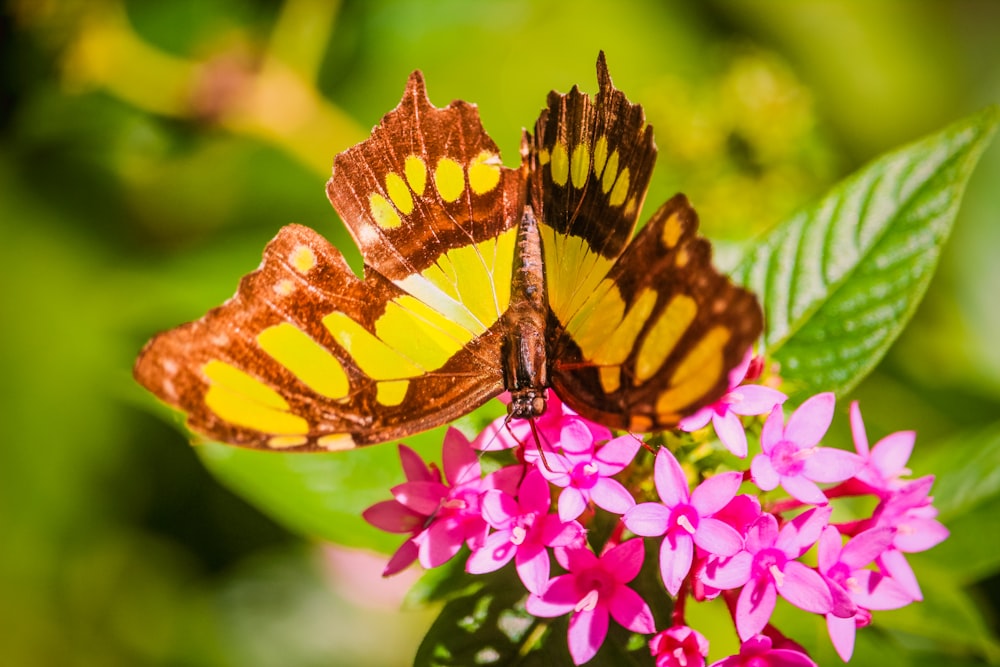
[530,52,657,335]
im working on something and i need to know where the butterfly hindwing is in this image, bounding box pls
[549,195,764,430]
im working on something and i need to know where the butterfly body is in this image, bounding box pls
[134,54,763,451]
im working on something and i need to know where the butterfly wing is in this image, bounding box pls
[534,54,763,430]
[135,73,523,450]
[549,195,763,430]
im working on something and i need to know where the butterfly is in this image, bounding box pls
[134,53,763,452]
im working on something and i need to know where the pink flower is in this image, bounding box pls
[709,635,817,667]
[536,434,641,521]
[364,428,519,572]
[702,506,836,640]
[526,539,655,665]
[849,401,916,494]
[649,625,709,667]
[466,468,584,594]
[871,475,949,601]
[473,390,612,452]
[817,526,912,661]
[679,350,787,458]
[751,393,864,505]
[624,448,743,594]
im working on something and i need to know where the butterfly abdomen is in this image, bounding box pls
[503,206,550,419]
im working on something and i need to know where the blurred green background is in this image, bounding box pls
[2,1,999,665]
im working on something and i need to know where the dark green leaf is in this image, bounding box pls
[733,107,999,401]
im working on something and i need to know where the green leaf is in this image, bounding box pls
[197,400,503,551]
[413,566,653,666]
[733,106,999,401]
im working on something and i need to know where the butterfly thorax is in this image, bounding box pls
[503,206,550,420]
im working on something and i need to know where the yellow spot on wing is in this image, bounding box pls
[268,435,308,449]
[404,155,427,195]
[602,151,619,193]
[599,366,621,393]
[468,151,502,194]
[434,157,465,202]
[202,360,309,435]
[661,212,684,248]
[274,279,295,296]
[657,326,730,414]
[593,136,609,176]
[290,245,317,273]
[570,143,590,189]
[257,323,350,399]
[542,225,617,330]
[375,295,470,370]
[377,380,409,406]
[203,360,288,410]
[323,312,424,378]
[609,167,630,207]
[386,172,414,215]
[589,288,658,365]
[369,193,402,229]
[318,433,356,451]
[635,294,697,382]
[550,142,569,186]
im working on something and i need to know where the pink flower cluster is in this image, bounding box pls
[364,358,947,665]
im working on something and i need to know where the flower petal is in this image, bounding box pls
[363,500,424,533]
[558,487,588,522]
[623,502,671,537]
[849,401,869,457]
[466,530,515,574]
[480,489,518,528]
[691,471,743,516]
[602,539,645,584]
[609,583,656,633]
[519,468,551,514]
[827,612,857,662]
[851,570,913,610]
[895,518,949,553]
[392,480,447,515]
[750,454,779,492]
[802,448,864,483]
[714,410,748,458]
[694,518,743,558]
[526,574,577,617]
[654,448,690,507]
[700,551,753,590]
[590,478,636,515]
[398,444,436,482]
[878,549,922,601]
[760,405,785,453]
[839,527,894,569]
[515,542,551,595]
[776,505,832,557]
[539,514,585,548]
[736,577,777,640]
[594,434,642,473]
[382,537,419,576]
[568,607,608,666]
[442,427,480,485]
[780,474,830,506]
[870,430,915,475]
[779,561,833,614]
[679,406,713,432]
[784,392,835,448]
[417,519,465,568]
[660,532,694,595]
[729,385,787,416]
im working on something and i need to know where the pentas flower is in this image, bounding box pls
[751,393,864,505]
[817,526,912,661]
[527,539,655,665]
[709,635,817,667]
[473,390,612,453]
[625,448,743,595]
[702,505,842,640]
[366,428,519,571]
[679,351,787,458]
[649,625,709,667]
[871,475,949,601]
[535,433,641,521]
[849,401,916,494]
[466,468,585,594]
